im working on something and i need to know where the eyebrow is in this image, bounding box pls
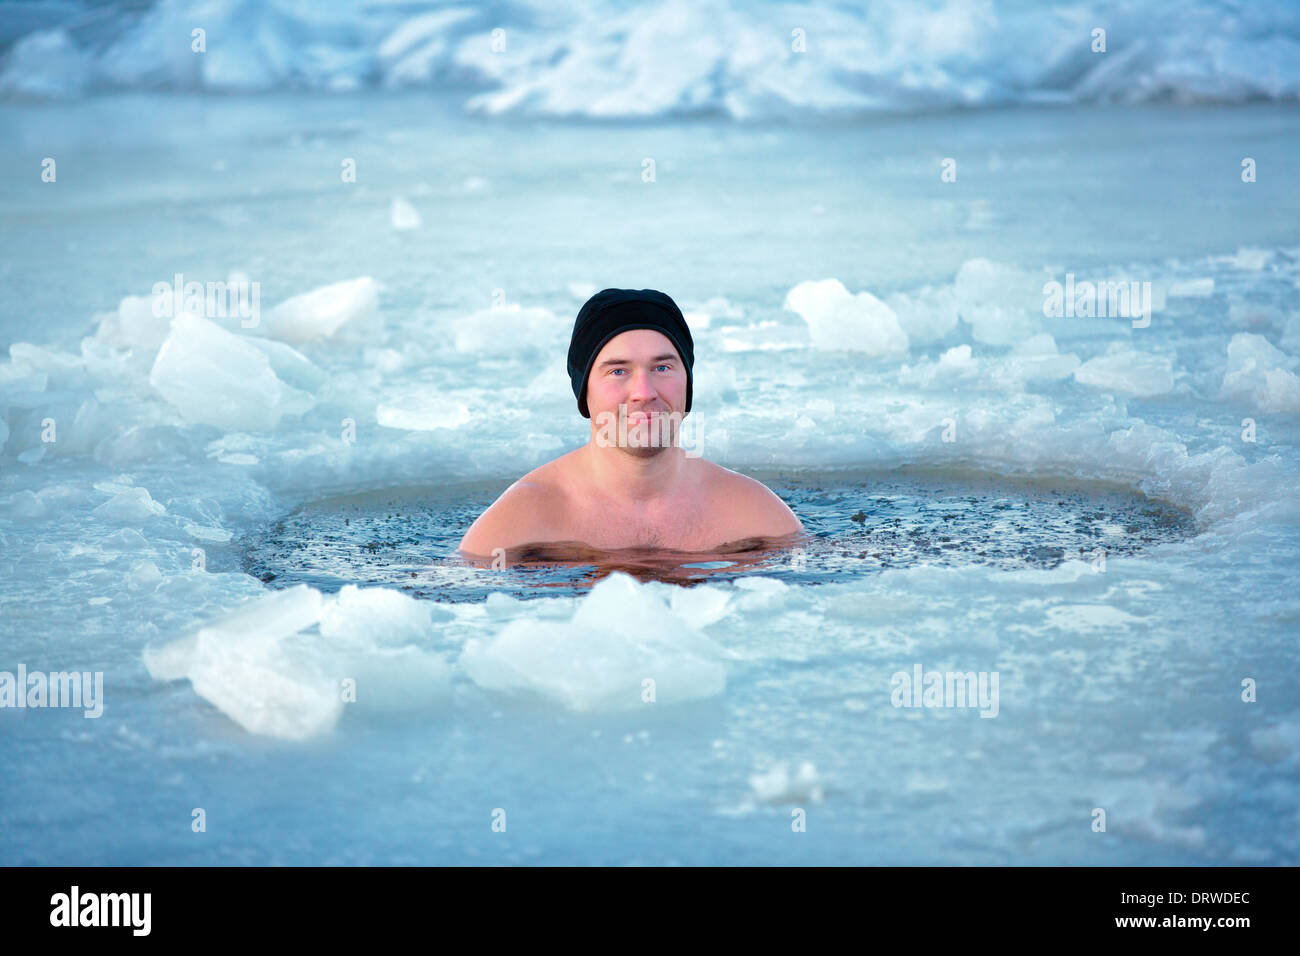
[597,353,679,369]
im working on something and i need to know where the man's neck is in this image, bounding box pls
[582,439,688,504]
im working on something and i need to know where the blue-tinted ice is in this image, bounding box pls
[2,24,1299,863]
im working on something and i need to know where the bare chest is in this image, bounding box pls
[566,494,723,551]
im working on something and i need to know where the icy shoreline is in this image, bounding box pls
[4,0,1300,116]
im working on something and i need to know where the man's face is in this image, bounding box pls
[586,328,688,456]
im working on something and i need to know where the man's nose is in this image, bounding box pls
[626,367,659,401]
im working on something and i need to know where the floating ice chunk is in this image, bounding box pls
[244,337,327,393]
[365,347,405,373]
[960,301,1039,348]
[144,585,336,739]
[146,584,454,734]
[1074,348,1175,397]
[101,528,149,550]
[310,586,453,712]
[460,572,726,711]
[885,283,960,345]
[1249,368,1300,414]
[96,295,173,350]
[390,196,422,230]
[750,761,824,803]
[150,313,316,431]
[78,337,140,389]
[9,343,88,390]
[262,277,379,343]
[483,591,526,621]
[994,333,1081,385]
[375,392,472,431]
[1011,333,1061,357]
[735,576,788,594]
[43,483,96,513]
[163,585,325,669]
[323,642,452,712]
[320,584,445,647]
[733,574,791,611]
[143,590,314,686]
[5,490,45,519]
[93,486,166,523]
[141,634,195,682]
[453,304,567,354]
[955,258,1041,345]
[669,584,733,629]
[939,344,975,369]
[184,522,233,543]
[783,278,908,356]
[188,626,343,740]
[1167,277,1214,298]
[1220,333,1300,413]
[94,425,190,466]
[1225,248,1272,270]
[0,360,47,395]
[127,559,163,590]
[684,295,744,330]
[205,436,264,466]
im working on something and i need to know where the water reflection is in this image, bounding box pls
[455,533,810,588]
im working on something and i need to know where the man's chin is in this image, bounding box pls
[620,437,671,458]
[592,408,682,452]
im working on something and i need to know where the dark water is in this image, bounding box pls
[238,468,1196,601]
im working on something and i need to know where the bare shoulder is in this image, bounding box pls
[698,461,803,535]
[457,458,572,557]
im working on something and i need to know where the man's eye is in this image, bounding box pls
[655,364,670,372]
[611,368,626,376]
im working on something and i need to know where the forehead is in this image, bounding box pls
[592,328,679,362]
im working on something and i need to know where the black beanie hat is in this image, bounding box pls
[567,288,694,419]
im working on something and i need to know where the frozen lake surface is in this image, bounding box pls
[2,92,1299,864]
